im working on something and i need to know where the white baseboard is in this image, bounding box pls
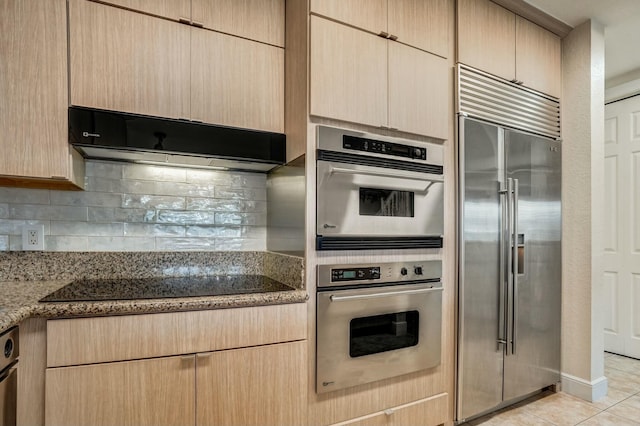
[561,373,608,402]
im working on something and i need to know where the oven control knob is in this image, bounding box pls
[413,148,423,158]
[414,266,423,275]
[400,267,408,276]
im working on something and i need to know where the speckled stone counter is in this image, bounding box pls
[0,251,307,333]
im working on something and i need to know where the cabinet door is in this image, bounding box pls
[310,0,387,36]
[69,0,191,120]
[388,0,451,58]
[515,16,561,98]
[191,29,284,133]
[192,0,285,47]
[87,0,191,22]
[457,0,515,81]
[0,0,73,181]
[389,43,449,139]
[196,341,307,426]
[45,355,195,426]
[310,16,388,129]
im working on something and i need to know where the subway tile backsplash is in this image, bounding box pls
[0,161,268,252]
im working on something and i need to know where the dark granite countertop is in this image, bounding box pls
[0,278,308,333]
[0,251,308,333]
[41,275,295,302]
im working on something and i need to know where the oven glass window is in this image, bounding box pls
[359,188,414,217]
[349,311,419,358]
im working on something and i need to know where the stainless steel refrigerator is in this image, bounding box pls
[457,116,561,422]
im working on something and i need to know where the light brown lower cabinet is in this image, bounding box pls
[196,341,307,426]
[44,341,306,426]
[331,393,448,426]
[45,355,196,426]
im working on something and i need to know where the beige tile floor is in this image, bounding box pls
[462,352,640,425]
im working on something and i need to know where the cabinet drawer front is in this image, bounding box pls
[331,393,449,426]
[47,303,306,367]
[45,355,195,426]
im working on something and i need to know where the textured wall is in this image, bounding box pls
[561,19,606,400]
[0,160,267,251]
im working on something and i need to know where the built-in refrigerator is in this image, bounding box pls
[457,116,561,422]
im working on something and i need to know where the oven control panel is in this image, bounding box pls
[331,267,381,282]
[343,135,426,160]
[318,260,442,288]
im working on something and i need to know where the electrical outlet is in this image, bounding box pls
[22,225,45,251]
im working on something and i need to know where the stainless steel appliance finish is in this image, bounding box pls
[457,116,561,421]
[316,261,443,393]
[316,126,444,250]
[0,327,18,426]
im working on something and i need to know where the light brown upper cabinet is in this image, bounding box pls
[91,0,284,46]
[191,30,284,133]
[69,0,284,133]
[0,0,83,189]
[457,0,561,98]
[515,16,562,98]
[69,0,191,120]
[311,0,451,58]
[310,16,449,140]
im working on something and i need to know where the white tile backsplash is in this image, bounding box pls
[0,160,268,252]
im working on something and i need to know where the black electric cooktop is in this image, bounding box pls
[40,275,294,302]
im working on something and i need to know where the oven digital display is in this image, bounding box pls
[341,271,356,279]
[359,187,415,217]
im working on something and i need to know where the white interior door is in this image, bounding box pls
[604,95,640,359]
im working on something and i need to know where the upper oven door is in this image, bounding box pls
[317,160,444,237]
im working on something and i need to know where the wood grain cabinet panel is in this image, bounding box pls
[45,356,196,426]
[85,0,191,21]
[389,43,449,139]
[196,341,307,426]
[330,393,448,426]
[310,0,387,37]
[310,16,388,129]
[311,0,451,58]
[388,0,451,58]
[515,16,561,98]
[69,0,191,120]
[193,0,285,47]
[191,29,284,133]
[457,0,516,82]
[0,0,82,188]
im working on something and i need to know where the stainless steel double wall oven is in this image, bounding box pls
[316,261,443,393]
[316,126,444,250]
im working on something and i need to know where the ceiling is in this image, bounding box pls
[524,0,640,84]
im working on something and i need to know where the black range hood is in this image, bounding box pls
[69,107,286,172]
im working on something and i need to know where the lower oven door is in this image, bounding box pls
[316,160,444,237]
[316,283,443,393]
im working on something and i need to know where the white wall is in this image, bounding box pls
[0,160,267,251]
[561,19,607,401]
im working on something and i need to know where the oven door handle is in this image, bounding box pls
[329,166,444,184]
[329,286,443,302]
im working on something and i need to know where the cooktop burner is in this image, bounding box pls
[40,275,294,302]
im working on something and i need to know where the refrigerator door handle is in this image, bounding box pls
[498,181,508,350]
[505,178,514,357]
[512,179,519,355]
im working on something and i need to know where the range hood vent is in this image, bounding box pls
[69,107,286,172]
